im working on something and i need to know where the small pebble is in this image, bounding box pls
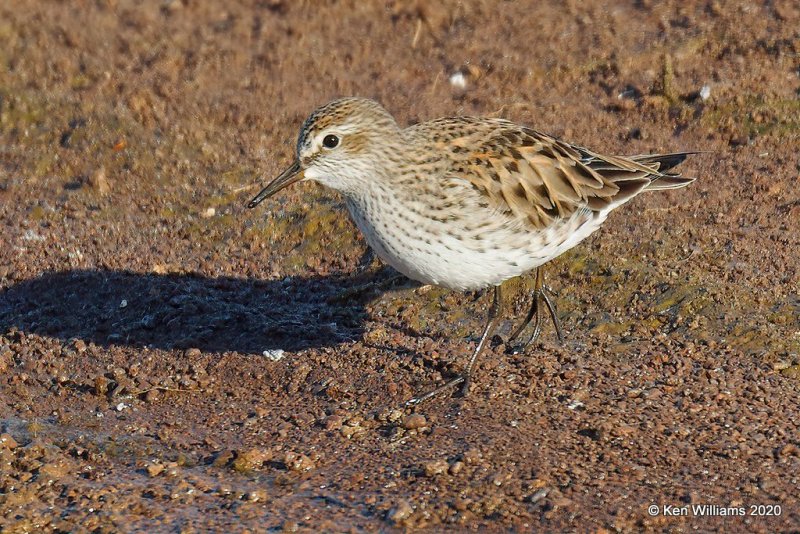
[283,451,315,471]
[94,376,111,396]
[449,72,467,90]
[87,166,111,195]
[386,499,414,523]
[324,415,344,430]
[281,521,299,533]
[247,489,269,502]
[262,349,285,361]
[529,488,550,504]
[567,399,584,410]
[0,433,18,449]
[402,413,427,430]
[147,463,165,477]
[448,461,464,475]
[422,459,448,477]
[232,448,271,472]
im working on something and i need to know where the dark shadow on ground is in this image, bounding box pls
[0,268,402,354]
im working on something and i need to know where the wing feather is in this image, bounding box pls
[410,118,695,229]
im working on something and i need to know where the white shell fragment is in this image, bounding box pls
[449,72,467,90]
[262,349,286,361]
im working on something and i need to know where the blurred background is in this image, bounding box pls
[1,1,798,531]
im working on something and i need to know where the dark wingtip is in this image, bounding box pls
[630,151,708,173]
[653,153,689,173]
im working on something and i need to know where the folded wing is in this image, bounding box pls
[437,120,694,229]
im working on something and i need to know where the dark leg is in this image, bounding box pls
[405,285,503,406]
[537,285,564,344]
[507,268,544,345]
[507,267,564,352]
[355,246,376,275]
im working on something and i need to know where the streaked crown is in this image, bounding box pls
[296,97,398,160]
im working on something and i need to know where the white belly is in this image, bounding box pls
[345,194,606,291]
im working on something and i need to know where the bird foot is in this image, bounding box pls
[404,375,468,407]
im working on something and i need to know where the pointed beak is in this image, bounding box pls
[246,160,304,209]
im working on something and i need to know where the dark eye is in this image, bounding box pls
[322,134,339,149]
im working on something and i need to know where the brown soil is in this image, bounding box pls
[1,0,799,531]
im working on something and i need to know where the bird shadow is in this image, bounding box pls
[0,268,399,354]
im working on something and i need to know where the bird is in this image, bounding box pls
[247,97,695,405]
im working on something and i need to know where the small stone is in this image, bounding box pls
[200,207,216,218]
[262,349,285,361]
[492,471,511,486]
[463,448,482,464]
[452,497,469,511]
[422,459,448,477]
[386,409,404,423]
[281,521,299,533]
[340,424,362,439]
[232,448,272,472]
[0,433,18,449]
[386,499,414,524]
[402,414,427,430]
[38,459,70,481]
[212,449,235,468]
[449,71,467,90]
[87,166,110,195]
[448,461,464,475]
[529,488,550,504]
[324,415,344,431]
[780,365,800,379]
[94,376,111,396]
[552,497,574,508]
[246,489,269,502]
[147,462,165,477]
[729,135,749,147]
[283,451,315,472]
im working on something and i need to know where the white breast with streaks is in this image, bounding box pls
[343,182,608,291]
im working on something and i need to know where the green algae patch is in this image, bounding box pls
[652,284,700,315]
[28,205,47,222]
[590,319,633,336]
[780,365,800,380]
[702,94,800,138]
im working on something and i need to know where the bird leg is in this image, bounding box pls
[506,267,564,353]
[405,285,503,406]
[354,246,376,275]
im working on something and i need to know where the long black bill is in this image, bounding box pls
[246,160,304,209]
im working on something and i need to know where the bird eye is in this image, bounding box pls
[322,134,340,149]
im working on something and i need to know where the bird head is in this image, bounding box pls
[247,97,400,208]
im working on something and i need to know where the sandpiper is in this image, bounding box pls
[247,97,695,405]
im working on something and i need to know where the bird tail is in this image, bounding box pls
[629,152,697,190]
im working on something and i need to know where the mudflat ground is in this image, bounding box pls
[1,0,799,531]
